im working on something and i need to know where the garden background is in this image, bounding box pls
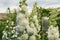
[0,0,60,40]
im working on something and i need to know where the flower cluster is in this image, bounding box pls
[16,11,41,40]
[47,25,59,40]
[2,20,18,40]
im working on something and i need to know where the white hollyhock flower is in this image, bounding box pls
[6,26,9,28]
[10,26,12,29]
[16,17,29,33]
[30,23,35,28]
[11,21,14,26]
[6,20,9,23]
[21,34,28,40]
[20,19,29,26]
[33,27,37,35]
[33,15,39,27]
[13,27,16,30]
[25,12,30,17]
[11,34,17,38]
[47,25,59,40]
[26,25,37,35]
[35,20,39,27]
[58,38,60,40]
[29,35,36,40]
[16,25,25,33]
[17,37,21,40]
[19,26,25,32]
[18,13,25,20]
[27,27,34,34]
[2,31,8,39]
[35,20,38,24]
[8,32,11,35]
[33,15,37,21]
[21,5,27,11]
[11,30,15,34]
[37,25,41,32]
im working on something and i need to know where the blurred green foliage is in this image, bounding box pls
[0,8,16,40]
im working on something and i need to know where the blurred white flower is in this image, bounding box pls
[33,15,37,21]
[2,31,8,39]
[29,35,36,40]
[3,31,7,35]
[20,19,29,26]
[21,34,28,40]
[8,32,11,35]
[11,30,15,34]
[47,25,59,40]
[58,38,60,40]
[26,25,37,35]
[19,26,25,32]
[17,37,21,40]
[21,5,27,11]
[6,20,9,23]
[37,25,41,32]
[10,26,12,29]
[27,26,33,34]
[6,26,9,28]
[13,27,16,30]
[11,34,17,38]
[11,21,14,26]
[16,25,25,32]
[35,20,38,24]
[35,20,39,27]
[33,27,37,35]
[30,23,35,28]
[18,13,25,20]
[25,12,30,17]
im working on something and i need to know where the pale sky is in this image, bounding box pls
[0,0,60,13]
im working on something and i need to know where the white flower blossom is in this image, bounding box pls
[21,5,27,11]
[8,32,11,35]
[33,15,37,21]
[30,23,35,28]
[11,30,15,34]
[35,20,39,27]
[6,26,9,28]
[11,34,17,38]
[37,25,41,32]
[6,20,9,23]
[10,26,12,29]
[11,21,14,26]
[2,31,8,39]
[17,37,21,40]
[26,25,37,35]
[13,27,16,30]
[47,25,59,40]
[27,26,34,34]
[16,25,26,32]
[25,12,30,18]
[20,34,28,40]
[18,13,25,20]
[33,27,37,35]
[29,35,36,40]
[20,19,29,26]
